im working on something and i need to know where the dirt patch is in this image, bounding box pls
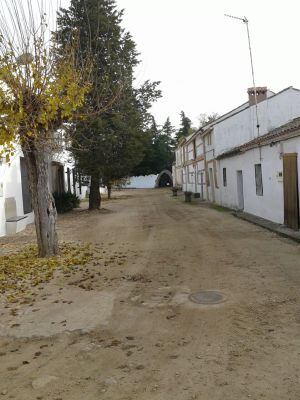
[0,189,300,399]
[0,286,115,338]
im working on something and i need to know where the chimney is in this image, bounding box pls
[247,87,267,106]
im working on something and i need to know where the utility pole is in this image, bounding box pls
[225,14,260,137]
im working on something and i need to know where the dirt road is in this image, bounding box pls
[1,189,300,400]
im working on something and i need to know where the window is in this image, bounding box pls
[197,170,203,184]
[207,170,210,186]
[223,168,227,187]
[193,140,196,159]
[196,143,202,157]
[183,147,186,163]
[207,132,212,146]
[188,167,194,183]
[255,164,263,196]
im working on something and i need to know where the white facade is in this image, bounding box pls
[52,150,87,200]
[173,86,300,229]
[0,151,34,237]
[0,148,86,237]
[209,87,300,222]
[173,147,184,188]
[123,175,158,189]
[218,135,300,225]
[214,87,300,157]
[173,132,206,198]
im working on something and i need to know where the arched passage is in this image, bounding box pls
[155,170,173,188]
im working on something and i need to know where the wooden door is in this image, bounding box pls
[283,153,299,230]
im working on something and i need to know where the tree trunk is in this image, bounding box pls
[89,174,101,210]
[22,142,58,258]
[107,182,112,199]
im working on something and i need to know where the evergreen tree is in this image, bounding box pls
[132,116,175,176]
[57,0,160,208]
[162,117,175,137]
[131,117,160,176]
[176,111,193,141]
[95,81,161,198]
[159,117,176,169]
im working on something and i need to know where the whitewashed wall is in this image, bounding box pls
[123,175,158,189]
[182,167,187,192]
[217,136,300,224]
[195,160,206,198]
[174,145,185,187]
[0,148,86,237]
[0,152,34,237]
[213,88,300,157]
[172,165,182,187]
[185,164,195,192]
[52,150,83,199]
[179,133,206,196]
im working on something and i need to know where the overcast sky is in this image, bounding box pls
[56,0,300,128]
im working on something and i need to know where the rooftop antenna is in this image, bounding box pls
[225,14,260,137]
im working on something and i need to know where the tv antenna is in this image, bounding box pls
[225,14,260,137]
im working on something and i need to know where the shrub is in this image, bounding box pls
[53,192,80,214]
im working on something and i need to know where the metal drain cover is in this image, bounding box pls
[189,290,225,305]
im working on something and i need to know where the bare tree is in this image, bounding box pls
[198,112,220,128]
[0,0,90,257]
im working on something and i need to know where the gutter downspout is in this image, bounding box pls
[194,163,197,194]
[202,134,209,201]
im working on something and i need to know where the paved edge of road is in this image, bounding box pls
[170,190,300,244]
[232,211,300,244]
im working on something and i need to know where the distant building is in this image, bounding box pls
[122,171,173,189]
[122,175,158,189]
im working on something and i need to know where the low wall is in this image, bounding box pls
[123,175,158,189]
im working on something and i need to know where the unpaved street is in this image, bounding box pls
[1,189,300,400]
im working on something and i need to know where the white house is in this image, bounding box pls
[173,137,186,188]
[173,132,206,198]
[0,148,85,237]
[217,118,300,230]
[173,86,300,230]
[0,151,34,237]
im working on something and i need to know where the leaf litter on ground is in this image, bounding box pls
[0,242,95,303]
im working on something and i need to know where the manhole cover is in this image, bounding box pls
[188,291,225,305]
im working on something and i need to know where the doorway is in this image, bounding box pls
[283,153,299,230]
[51,163,65,194]
[209,167,215,202]
[237,170,244,211]
[200,171,204,200]
[20,157,32,214]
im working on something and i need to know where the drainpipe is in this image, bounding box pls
[259,145,262,162]
[213,156,219,189]
[194,163,197,194]
[202,133,209,200]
